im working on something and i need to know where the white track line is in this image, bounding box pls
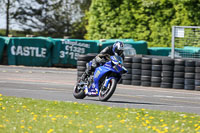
[118,85,200,96]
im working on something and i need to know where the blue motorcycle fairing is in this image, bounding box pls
[93,65,121,93]
[104,77,115,88]
[86,56,125,96]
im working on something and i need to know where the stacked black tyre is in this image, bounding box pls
[141,57,152,87]
[77,54,96,80]
[195,61,200,91]
[173,59,185,89]
[161,58,174,88]
[184,60,195,90]
[151,58,162,87]
[131,57,142,86]
[122,56,132,85]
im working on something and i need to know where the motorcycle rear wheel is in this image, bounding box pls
[73,81,86,99]
[99,78,117,101]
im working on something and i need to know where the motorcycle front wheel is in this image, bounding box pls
[99,78,117,101]
[73,81,86,99]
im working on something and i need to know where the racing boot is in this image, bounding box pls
[81,66,94,81]
[80,72,88,81]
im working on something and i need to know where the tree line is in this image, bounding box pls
[0,0,91,38]
[86,0,200,47]
[1,0,200,47]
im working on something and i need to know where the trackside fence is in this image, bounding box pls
[171,26,200,59]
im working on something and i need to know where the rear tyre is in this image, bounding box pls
[99,78,117,101]
[73,81,86,99]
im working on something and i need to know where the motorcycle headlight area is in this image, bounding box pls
[113,65,120,72]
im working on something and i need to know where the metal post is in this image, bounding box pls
[171,26,175,59]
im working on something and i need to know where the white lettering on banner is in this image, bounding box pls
[60,45,86,60]
[41,48,46,58]
[16,46,23,56]
[23,47,30,56]
[65,45,85,53]
[61,40,90,48]
[59,51,80,60]
[11,46,16,55]
[29,47,35,56]
[59,40,96,60]
[11,46,47,58]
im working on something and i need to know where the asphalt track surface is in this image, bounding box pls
[0,65,200,115]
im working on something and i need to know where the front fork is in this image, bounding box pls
[86,77,115,96]
[103,77,115,89]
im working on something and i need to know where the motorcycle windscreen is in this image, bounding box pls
[111,56,123,65]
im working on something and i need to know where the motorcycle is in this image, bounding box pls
[73,55,127,101]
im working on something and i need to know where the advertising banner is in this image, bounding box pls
[52,39,99,66]
[0,37,6,63]
[7,37,53,66]
[0,37,10,63]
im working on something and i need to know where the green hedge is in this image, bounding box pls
[86,0,200,47]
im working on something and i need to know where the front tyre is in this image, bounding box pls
[99,78,117,101]
[73,82,86,99]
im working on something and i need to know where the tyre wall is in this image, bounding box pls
[77,54,200,91]
[122,56,200,91]
[122,56,132,85]
[195,61,200,91]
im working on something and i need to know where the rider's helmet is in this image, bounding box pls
[112,41,124,56]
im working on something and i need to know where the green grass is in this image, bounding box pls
[0,29,40,37]
[0,94,200,133]
[0,29,26,37]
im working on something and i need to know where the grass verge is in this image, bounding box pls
[0,94,200,133]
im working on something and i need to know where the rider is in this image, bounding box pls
[81,41,125,81]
